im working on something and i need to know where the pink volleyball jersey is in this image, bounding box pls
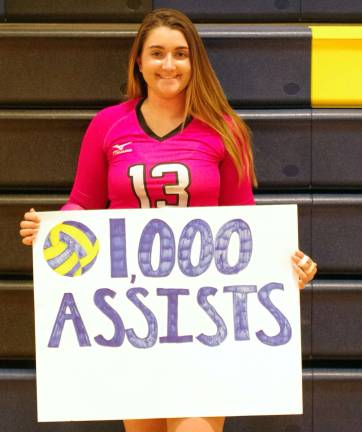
[62,98,255,210]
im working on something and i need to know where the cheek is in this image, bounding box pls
[139,58,159,75]
[147,58,160,67]
[183,62,191,77]
[183,67,192,82]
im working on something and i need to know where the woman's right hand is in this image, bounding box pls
[19,208,40,246]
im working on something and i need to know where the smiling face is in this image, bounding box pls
[137,26,192,101]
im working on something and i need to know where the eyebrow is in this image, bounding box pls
[148,45,189,50]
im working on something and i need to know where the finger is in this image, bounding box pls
[23,231,39,245]
[24,213,40,223]
[291,254,299,264]
[294,252,316,272]
[310,265,318,279]
[22,236,33,246]
[24,210,40,223]
[300,255,312,269]
[20,228,38,238]
[291,251,308,264]
[23,216,40,225]
[292,263,308,290]
[296,263,317,285]
[291,255,304,269]
[293,263,308,280]
[20,220,39,230]
[305,261,317,277]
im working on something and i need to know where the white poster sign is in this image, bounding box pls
[33,204,302,421]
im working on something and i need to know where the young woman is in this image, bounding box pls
[20,8,317,432]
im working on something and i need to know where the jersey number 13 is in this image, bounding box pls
[128,163,191,208]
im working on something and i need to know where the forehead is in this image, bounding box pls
[143,26,189,49]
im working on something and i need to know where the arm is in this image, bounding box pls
[218,149,255,206]
[218,138,317,289]
[20,112,109,245]
[62,112,109,210]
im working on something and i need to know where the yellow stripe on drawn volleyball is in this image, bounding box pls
[43,220,99,277]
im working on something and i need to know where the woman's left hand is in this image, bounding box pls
[291,250,317,290]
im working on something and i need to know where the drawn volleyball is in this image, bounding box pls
[43,221,99,277]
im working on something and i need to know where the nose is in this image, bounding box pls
[162,53,176,70]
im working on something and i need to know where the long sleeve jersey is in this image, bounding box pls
[63,98,255,210]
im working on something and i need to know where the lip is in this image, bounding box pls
[157,74,180,79]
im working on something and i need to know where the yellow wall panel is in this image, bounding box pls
[311,26,362,107]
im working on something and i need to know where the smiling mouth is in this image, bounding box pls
[157,75,179,79]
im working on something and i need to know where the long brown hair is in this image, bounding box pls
[126,8,257,186]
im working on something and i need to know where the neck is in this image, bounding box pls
[143,92,187,119]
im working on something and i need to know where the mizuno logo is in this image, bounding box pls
[112,142,133,156]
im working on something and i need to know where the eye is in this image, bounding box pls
[151,51,163,58]
[175,51,188,59]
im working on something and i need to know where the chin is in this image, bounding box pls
[156,89,185,99]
